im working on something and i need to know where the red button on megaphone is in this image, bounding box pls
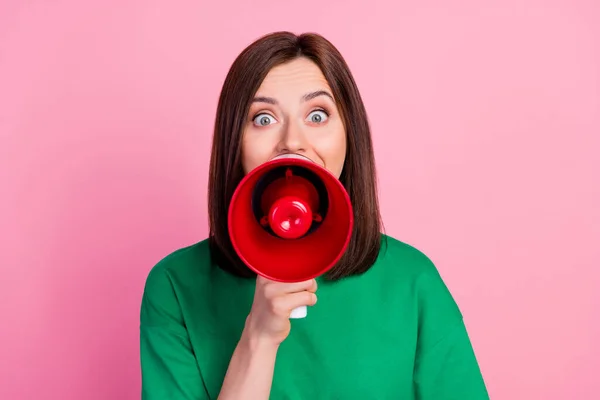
[228,156,353,317]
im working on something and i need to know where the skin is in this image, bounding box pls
[241,56,347,178]
[218,57,347,400]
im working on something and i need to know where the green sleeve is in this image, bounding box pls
[413,265,490,399]
[140,267,209,399]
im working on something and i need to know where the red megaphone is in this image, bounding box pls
[228,155,353,316]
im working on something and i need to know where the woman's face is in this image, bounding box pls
[241,57,347,178]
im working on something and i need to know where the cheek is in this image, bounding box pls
[312,127,347,177]
[241,133,274,173]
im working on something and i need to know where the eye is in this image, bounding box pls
[252,113,277,127]
[307,110,329,124]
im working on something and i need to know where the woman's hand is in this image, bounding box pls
[217,276,318,400]
[244,276,318,346]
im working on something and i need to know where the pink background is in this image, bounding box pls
[1,1,599,399]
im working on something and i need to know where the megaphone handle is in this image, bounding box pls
[290,305,307,319]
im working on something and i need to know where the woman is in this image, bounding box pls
[140,31,489,399]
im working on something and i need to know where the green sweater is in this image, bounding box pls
[140,235,489,399]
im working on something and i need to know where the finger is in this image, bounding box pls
[263,279,317,297]
[257,275,315,290]
[271,291,317,316]
[257,275,315,287]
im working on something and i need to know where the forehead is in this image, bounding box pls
[256,57,332,96]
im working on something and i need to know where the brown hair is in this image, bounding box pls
[207,31,382,281]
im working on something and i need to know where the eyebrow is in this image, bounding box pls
[251,90,335,105]
[303,90,335,103]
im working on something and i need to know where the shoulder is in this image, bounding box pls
[144,238,212,288]
[140,239,213,326]
[375,233,442,281]
[375,233,463,320]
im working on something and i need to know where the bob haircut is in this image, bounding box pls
[208,31,382,281]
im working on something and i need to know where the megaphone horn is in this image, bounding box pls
[228,156,353,318]
[253,164,327,239]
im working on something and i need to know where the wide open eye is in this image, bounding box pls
[306,110,329,124]
[252,113,277,127]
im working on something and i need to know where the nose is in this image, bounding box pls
[277,119,308,154]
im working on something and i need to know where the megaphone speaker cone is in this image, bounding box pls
[228,157,353,283]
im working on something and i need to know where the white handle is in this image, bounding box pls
[290,305,307,319]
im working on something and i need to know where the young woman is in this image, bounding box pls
[140,31,489,399]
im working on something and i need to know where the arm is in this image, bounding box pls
[141,267,312,400]
[140,268,209,399]
[218,277,318,399]
[216,324,279,400]
[140,267,280,400]
[413,267,490,399]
